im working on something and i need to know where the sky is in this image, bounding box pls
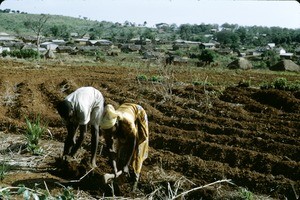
[1,0,300,29]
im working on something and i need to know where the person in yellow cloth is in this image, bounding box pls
[100,103,149,190]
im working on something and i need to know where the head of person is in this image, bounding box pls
[100,104,121,131]
[56,100,74,121]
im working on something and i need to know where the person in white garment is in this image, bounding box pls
[56,86,105,168]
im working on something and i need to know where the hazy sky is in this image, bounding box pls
[1,0,300,29]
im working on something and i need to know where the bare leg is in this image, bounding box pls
[133,173,139,191]
[64,123,78,156]
[70,124,86,156]
[91,125,99,168]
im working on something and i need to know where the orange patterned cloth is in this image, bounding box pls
[114,103,149,175]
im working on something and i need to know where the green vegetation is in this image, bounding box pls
[136,74,148,81]
[260,77,300,91]
[3,49,40,59]
[0,161,9,181]
[1,12,299,48]
[193,80,213,86]
[25,116,46,155]
[0,184,75,200]
[238,187,254,200]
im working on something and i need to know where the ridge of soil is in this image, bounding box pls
[0,58,299,199]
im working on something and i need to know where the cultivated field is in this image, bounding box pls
[0,57,299,199]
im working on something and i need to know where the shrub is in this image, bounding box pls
[273,77,288,90]
[9,49,39,59]
[286,80,300,91]
[1,50,9,57]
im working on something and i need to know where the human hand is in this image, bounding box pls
[123,165,129,174]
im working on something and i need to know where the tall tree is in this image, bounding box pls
[24,14,50,53]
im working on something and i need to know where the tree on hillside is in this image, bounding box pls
[50,24,69,38]
[24,14,50,53]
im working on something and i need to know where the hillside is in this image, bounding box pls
[0,12,102,36]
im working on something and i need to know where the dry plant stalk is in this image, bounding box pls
[172,179,233,199]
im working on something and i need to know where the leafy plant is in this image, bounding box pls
[149,75,164,82]
[273,77,288,90]
[0,187,10,199]
[286,80,300,91]
[25,116,46,155]
[0,161,10,181]
[239,187,254,200]
[136,74,148,81]
[57,186,75,200]
[0,184,75,200]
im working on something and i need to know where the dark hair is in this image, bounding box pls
[56,100,73,119]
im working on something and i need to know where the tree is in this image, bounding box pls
[179,24,192,40]
[24,14,50,53]
[215,30,240,49]
[261,50,280,67]
[199,49,216,65]
[50,24,69,38]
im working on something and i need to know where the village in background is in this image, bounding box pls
[0,9,300,71]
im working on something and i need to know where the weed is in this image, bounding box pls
[149,75,164,82]
[136,74,148,81]
[0,184,75,200]
[193,80,213,86]
[239,187,254,200]
[56,186,75,200]
[1,82,19,107]
[0,161,10,181]
[25,116,46,155]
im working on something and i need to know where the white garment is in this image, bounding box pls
[65,87,104,125]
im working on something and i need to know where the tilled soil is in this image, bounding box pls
[0,58,299,199]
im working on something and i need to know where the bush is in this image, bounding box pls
[260,78,300,91]
[9,49,39,59]
[1,50,9,57]
[273,77,288,90]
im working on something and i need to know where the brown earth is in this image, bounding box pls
[0,57,299,199]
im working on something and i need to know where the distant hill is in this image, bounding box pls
[0,12,104,36]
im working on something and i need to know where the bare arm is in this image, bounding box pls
[123,134,136,173]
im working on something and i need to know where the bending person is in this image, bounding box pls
[56,86,105,168]
[100,103,149,190]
